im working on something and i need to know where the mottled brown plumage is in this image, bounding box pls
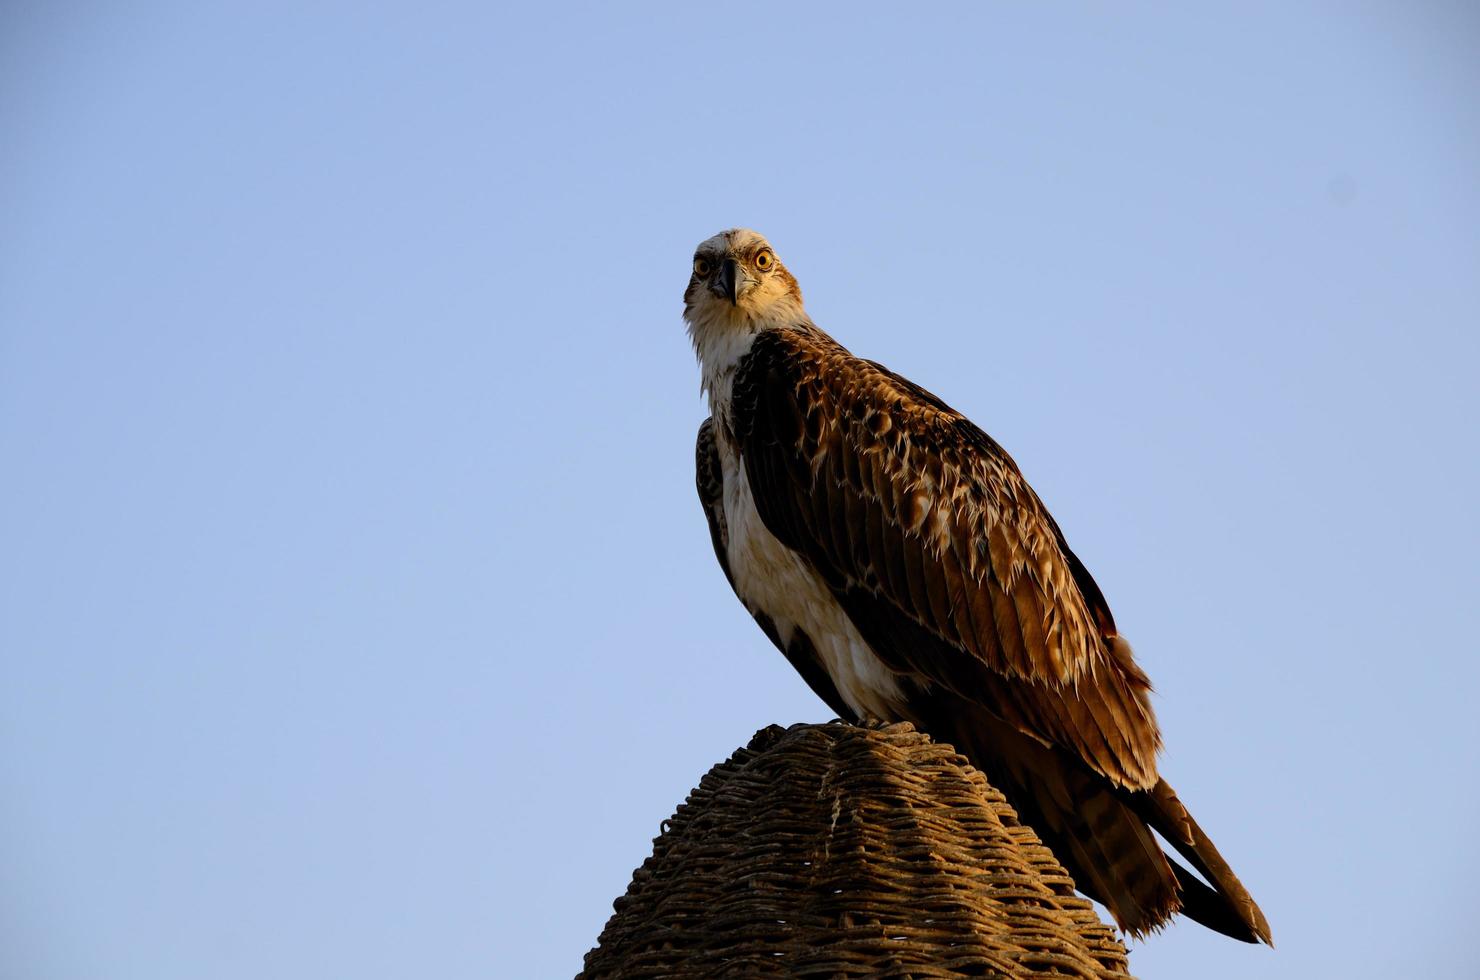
[732,328,1161,788]
[686,228,1271,945]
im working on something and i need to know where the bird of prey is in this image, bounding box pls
[686,228,1271,944]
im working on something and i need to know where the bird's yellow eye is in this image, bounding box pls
[755,249,774,270]
[693,257,711,277]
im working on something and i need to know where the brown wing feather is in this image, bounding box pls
[732,329,1160,790]
[694,417,735,589]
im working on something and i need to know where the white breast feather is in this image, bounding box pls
[708,355,906,721]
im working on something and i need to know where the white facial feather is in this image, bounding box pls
[683,228,807,401]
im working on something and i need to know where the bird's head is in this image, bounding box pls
[683,229,804,331]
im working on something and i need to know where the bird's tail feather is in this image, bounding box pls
[919,699,1270,944]
[929,704,1180,936]
[1024,760,1182,938]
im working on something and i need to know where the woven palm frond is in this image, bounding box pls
[580,721,1133,979]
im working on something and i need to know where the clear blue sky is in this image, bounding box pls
[3,3,1477,978]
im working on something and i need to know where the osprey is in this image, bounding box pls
[686,228,1271,944]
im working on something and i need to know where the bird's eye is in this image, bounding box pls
[693,257,711,277]
[755,250,774,270]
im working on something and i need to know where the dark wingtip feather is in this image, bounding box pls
[1130,779,1274,947]
[1170,861,1272,945]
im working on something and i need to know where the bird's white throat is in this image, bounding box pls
[686,302,805,412]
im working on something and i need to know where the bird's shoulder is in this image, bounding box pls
[733,324,1024,485]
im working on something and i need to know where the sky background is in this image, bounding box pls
[2,3,1478,978]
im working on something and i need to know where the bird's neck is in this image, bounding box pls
[686,300,809,415]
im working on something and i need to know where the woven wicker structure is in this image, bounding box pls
[580,721,1133,979]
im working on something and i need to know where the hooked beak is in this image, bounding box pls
[710,257,750,306]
